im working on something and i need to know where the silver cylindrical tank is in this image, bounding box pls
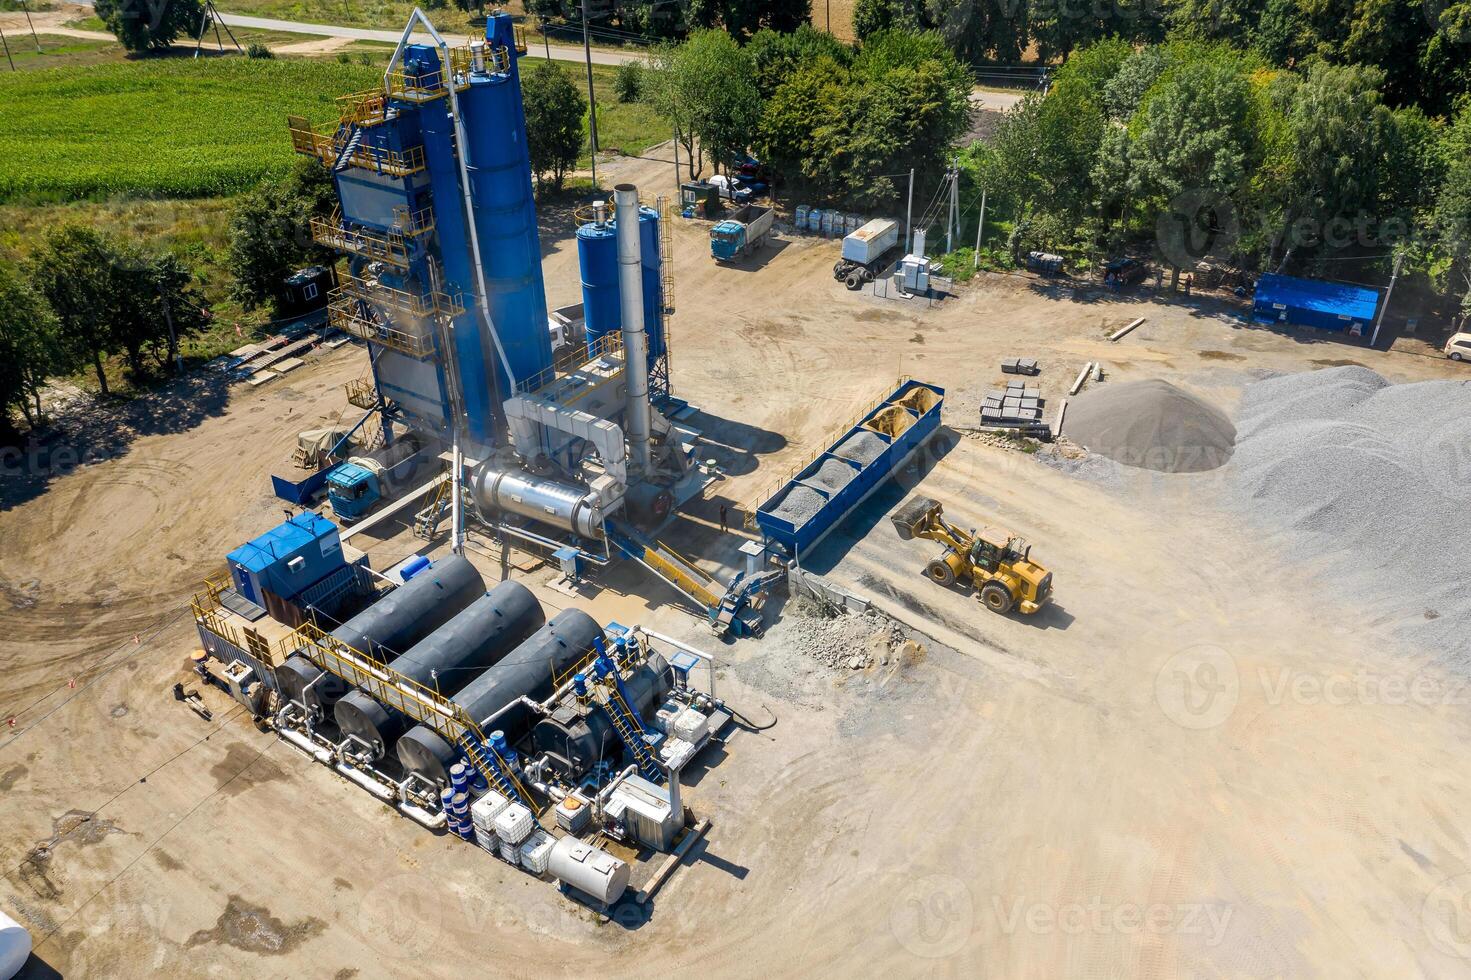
[614,184,652,473]
[547,835,630,906]
[531,653,671,779]
[472,464,605,538]
[395,608,604,785]
[333,580,545,759]
[276,555,485,717]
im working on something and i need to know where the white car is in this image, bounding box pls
[1446,332,1471,361]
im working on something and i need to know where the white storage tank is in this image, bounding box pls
[494,803,534,845]
[0,910,29,980]
[820,211,836,237]
[519,829,555,875]
[555,793,592,834]
[795,205,811,232]
[548,836,631,906]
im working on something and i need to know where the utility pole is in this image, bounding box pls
[540,16,550,60]
[580,0,600,190]
[671,127,681,191]
[904,168,915,254]
[1369,250,1404,348]
[20,0,40,53]
[973,188,987,270]
[1,30,14,72]
[159,286,181,374]
[946,161,958,253]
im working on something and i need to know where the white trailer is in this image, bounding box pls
[833,218,901,289]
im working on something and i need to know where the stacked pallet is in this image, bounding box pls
[981,379,1045,426]
[1000,357,1040,376]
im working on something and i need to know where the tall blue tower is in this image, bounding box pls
[287,13,550,453]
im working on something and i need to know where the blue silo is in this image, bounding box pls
[577,221,620,355]
[574,206,665,363]
[405,44,498,446]
[459,13,553,397]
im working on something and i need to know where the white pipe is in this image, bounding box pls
[637,626,719,700]
[451,442,464,555]
[279,727,334,764]
[337,762,397,800]
[597,764,639,806]
[614,184,652,473]
[399,801,448,829]
[478,695,545,730]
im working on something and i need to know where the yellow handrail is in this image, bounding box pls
[311,214,409,267]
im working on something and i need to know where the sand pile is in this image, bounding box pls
[1068,379,1235,472]
[1229,366,1471,660]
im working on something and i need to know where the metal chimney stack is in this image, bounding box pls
[614,184,652,474]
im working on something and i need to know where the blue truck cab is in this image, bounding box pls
[710,220,745,261]
[326,461,381,522]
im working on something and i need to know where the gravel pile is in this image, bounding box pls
[801,457,857,494]
[834,430,888,465]
[1229,366,1471,659]
[1068,379,1235,472]
[776,596,908,671]
[768,484,827,525]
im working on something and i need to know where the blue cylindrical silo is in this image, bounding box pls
[638,207,665,361]
[577,221,620,355]
[459,14,552,398]
[576,208,664,364]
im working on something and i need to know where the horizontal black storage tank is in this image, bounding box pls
[531,653,672,780]
[276,555,485,718]
[334,581,545,760]
[396,608,603,786]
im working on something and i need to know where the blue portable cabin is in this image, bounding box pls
[226,512,346,608]
[755,380,944,560]
[1252,273,1380,333]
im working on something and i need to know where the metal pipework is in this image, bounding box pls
[473,463,606,538]
[614,184,652,474]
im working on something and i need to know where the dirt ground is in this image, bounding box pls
[5,148,1471,978]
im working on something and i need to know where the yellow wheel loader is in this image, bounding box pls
[889,496,1053,615]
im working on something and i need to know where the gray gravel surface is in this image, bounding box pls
[1068,378,1235,472]
[1228,366,1471,663]
[834,430,888,465]
[768,484,828,526]
[801,457,858,494]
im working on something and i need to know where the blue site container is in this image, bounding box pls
[755,380,944,559]
[226,512,345,606]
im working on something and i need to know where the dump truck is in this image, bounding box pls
[710,204,774,262]
[833,218,901,289]
[890,496,1052,614]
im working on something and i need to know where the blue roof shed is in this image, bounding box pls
[226,512,344,605]
[1253,273,1379,333]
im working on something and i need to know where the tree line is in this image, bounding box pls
[645,26,973,210]
[855,0,1471,118]
[0,232,210,441]
[969,38,1471,313]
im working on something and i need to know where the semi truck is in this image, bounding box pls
[710,204,775,262]
[832,218,900,289]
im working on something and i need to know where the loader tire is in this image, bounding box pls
[980,582,1014,614]
[846,272,864,290]
[925,559,956,586]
